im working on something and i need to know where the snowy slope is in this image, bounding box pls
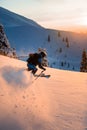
[0,7,46,53]
[0,55,87,130]
[0,7,87,71]
[0,7,43,28]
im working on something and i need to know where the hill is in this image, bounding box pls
[0,7,43,28]
[0,55,87,130]
[0,7,87,71]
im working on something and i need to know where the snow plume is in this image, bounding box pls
[0,66,32,88]
[0,117,23,130]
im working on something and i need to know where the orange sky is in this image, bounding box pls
[1,0,87,33]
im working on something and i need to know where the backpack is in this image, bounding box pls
[27,53,40,65]
[29,53,34,57]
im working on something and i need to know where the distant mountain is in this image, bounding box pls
[0,7,87,71]
[0,7,43,28]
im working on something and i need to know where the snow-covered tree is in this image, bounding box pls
[38,48,48,66]
[80,49,87,72]
[0,24,17,58]
[0,24,10,48]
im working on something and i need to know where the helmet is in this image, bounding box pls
[40,51,47,57]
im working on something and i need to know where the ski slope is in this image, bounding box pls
[0,7,87,71]
[0,55,87,130]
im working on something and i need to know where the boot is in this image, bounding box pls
[32,69,37,75]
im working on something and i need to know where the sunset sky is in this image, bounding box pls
[0,0,87,33]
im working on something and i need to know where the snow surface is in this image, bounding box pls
[0,55,87,130]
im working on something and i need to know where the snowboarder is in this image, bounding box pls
[27,51,46,75]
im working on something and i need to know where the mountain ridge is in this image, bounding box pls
[0,6,44,29]
[0,7,87,71]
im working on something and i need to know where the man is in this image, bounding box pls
[27,51,46,75]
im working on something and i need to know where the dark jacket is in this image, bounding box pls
[27,53,45,70]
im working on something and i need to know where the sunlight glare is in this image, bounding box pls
[80,17,87,26]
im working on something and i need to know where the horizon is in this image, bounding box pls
[0,0,87,33]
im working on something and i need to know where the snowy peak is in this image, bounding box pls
[0,7,43,28]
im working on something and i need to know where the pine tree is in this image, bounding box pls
[0,24,17,58]
[66,37,68,43]
[58,31,61,37]
[61,61,64,67]
[0,25,9,49]
[66,42,69,48]
[66,37,69,48]
[80,49,87,72]
[59,47,62,53]
[48,35,50,42]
